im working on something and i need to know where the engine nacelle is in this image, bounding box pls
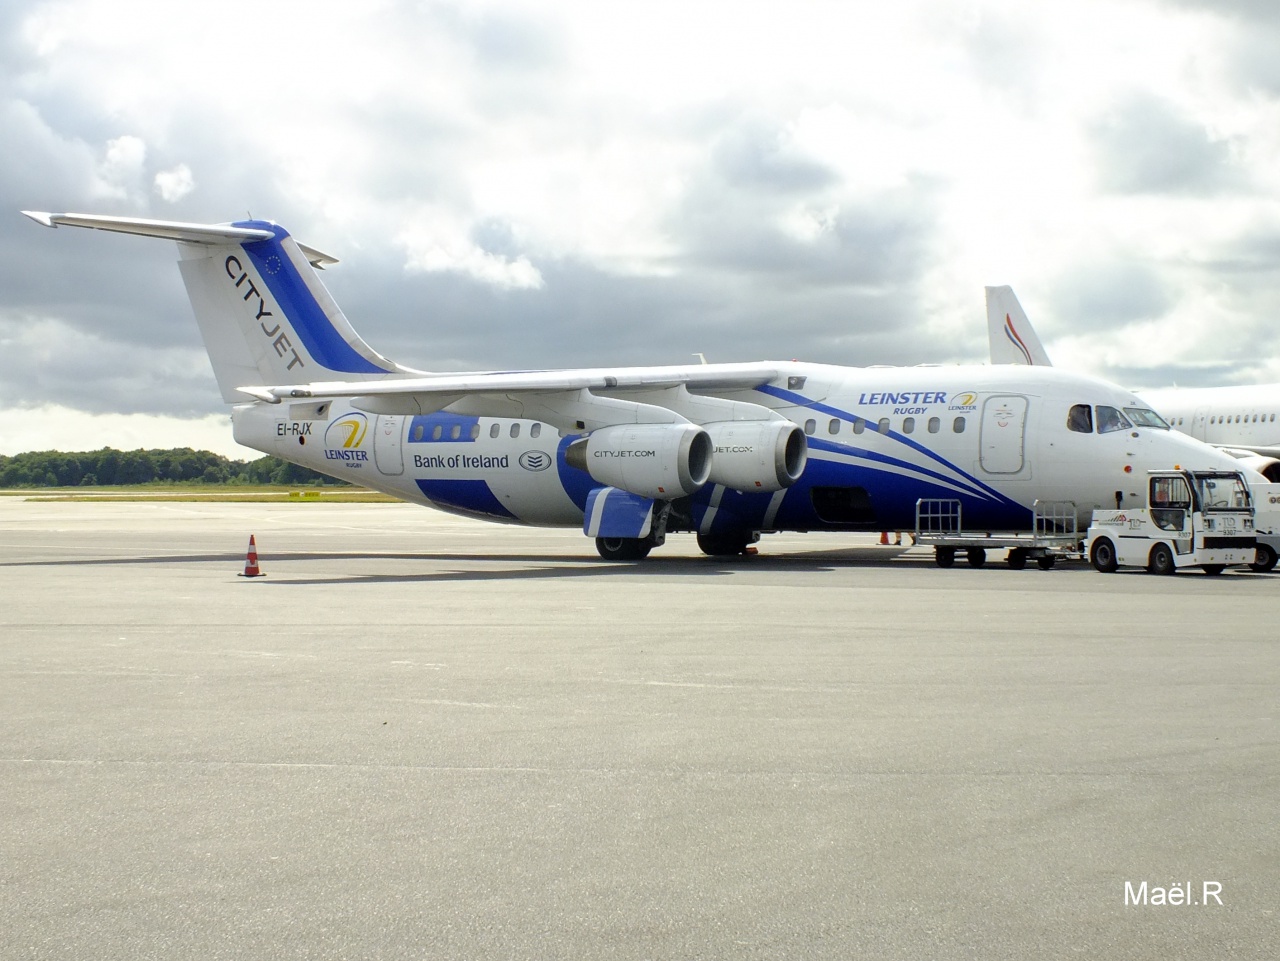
[1232,453,1280,483]
[565,423,712,498]
[703,421,808,492]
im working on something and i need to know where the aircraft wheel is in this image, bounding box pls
[966,547,987,569]
[1036,555,1056,570]
[1147,543,1176,576]
[935,546,956,568]
[1006,549,1027,570]
[696,532,752,556]
[1090,537,1118,574]
[1250,543,1278,573]
[1201,564,1226,576]
[595,536,652,561]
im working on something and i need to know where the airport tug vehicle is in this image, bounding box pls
[1085,469,1255,575]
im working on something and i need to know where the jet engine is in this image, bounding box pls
[703,421,807,492]
[566,423,712,498]
[1233,453,1280,482]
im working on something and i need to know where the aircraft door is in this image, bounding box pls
[1191,407,1209,441]
[374,414,405,476]
[979,395,1028,474]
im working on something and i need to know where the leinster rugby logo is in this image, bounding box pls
[323,412,370,466]
[519,450,552,472]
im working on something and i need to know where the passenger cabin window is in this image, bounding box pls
[414,425,424,441]
[852,418,865,435]
[490,423,500,439]
[450,425,462,440]
[470,424,480,439]
[828,418,840,435]
[877,417,890,433]
[530,423,542,438]
[928,417,940,433]
[510,423,520,438]
[804,418,816,435]
[1096,406,1132,434]
[1067,404,1093,433]
[432,425,443,441]
[902,417,915,434]
[953,416,966,434]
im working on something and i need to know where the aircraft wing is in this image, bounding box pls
[1222,445,1280,460]
[246,363,793,431]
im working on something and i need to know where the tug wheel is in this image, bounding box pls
[1147,543,1176,576]
[1250,543,1278,573]
[1090,538,1118,574]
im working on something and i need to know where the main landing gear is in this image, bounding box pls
[593,528,760,561]
[696,531,756,557]
[594,536,653,561]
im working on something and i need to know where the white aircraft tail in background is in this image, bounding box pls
[986,285,1052,367]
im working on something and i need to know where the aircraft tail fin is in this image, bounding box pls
[985,285,1052,367]
[22,211,408,401]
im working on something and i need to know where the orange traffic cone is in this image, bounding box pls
[879,531,890,545]
[239,534,265,577]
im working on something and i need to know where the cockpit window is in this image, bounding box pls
[1067,404,1093,433]
[1124,407,1169,430]
[1096,406,1132,434]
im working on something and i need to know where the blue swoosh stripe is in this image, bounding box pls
[803,437,999,502]
[234,221,393,375]
[755,383,1022,510]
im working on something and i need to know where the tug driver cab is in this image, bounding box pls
[1150,474,1192,532]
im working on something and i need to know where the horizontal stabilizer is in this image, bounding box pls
[21,211,339,267]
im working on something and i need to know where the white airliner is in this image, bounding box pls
[986,284,1280,480]
[22,211,1258,559]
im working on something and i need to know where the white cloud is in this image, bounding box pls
[404,240,544,290]
[397,217,545,290]
[92,134,146,201]
[153,163,194,203]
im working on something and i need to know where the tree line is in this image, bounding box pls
[0,448,349,488]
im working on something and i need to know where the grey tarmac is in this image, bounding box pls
[0,499,1276,960]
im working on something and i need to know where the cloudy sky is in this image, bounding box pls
[3,0,1280,458]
